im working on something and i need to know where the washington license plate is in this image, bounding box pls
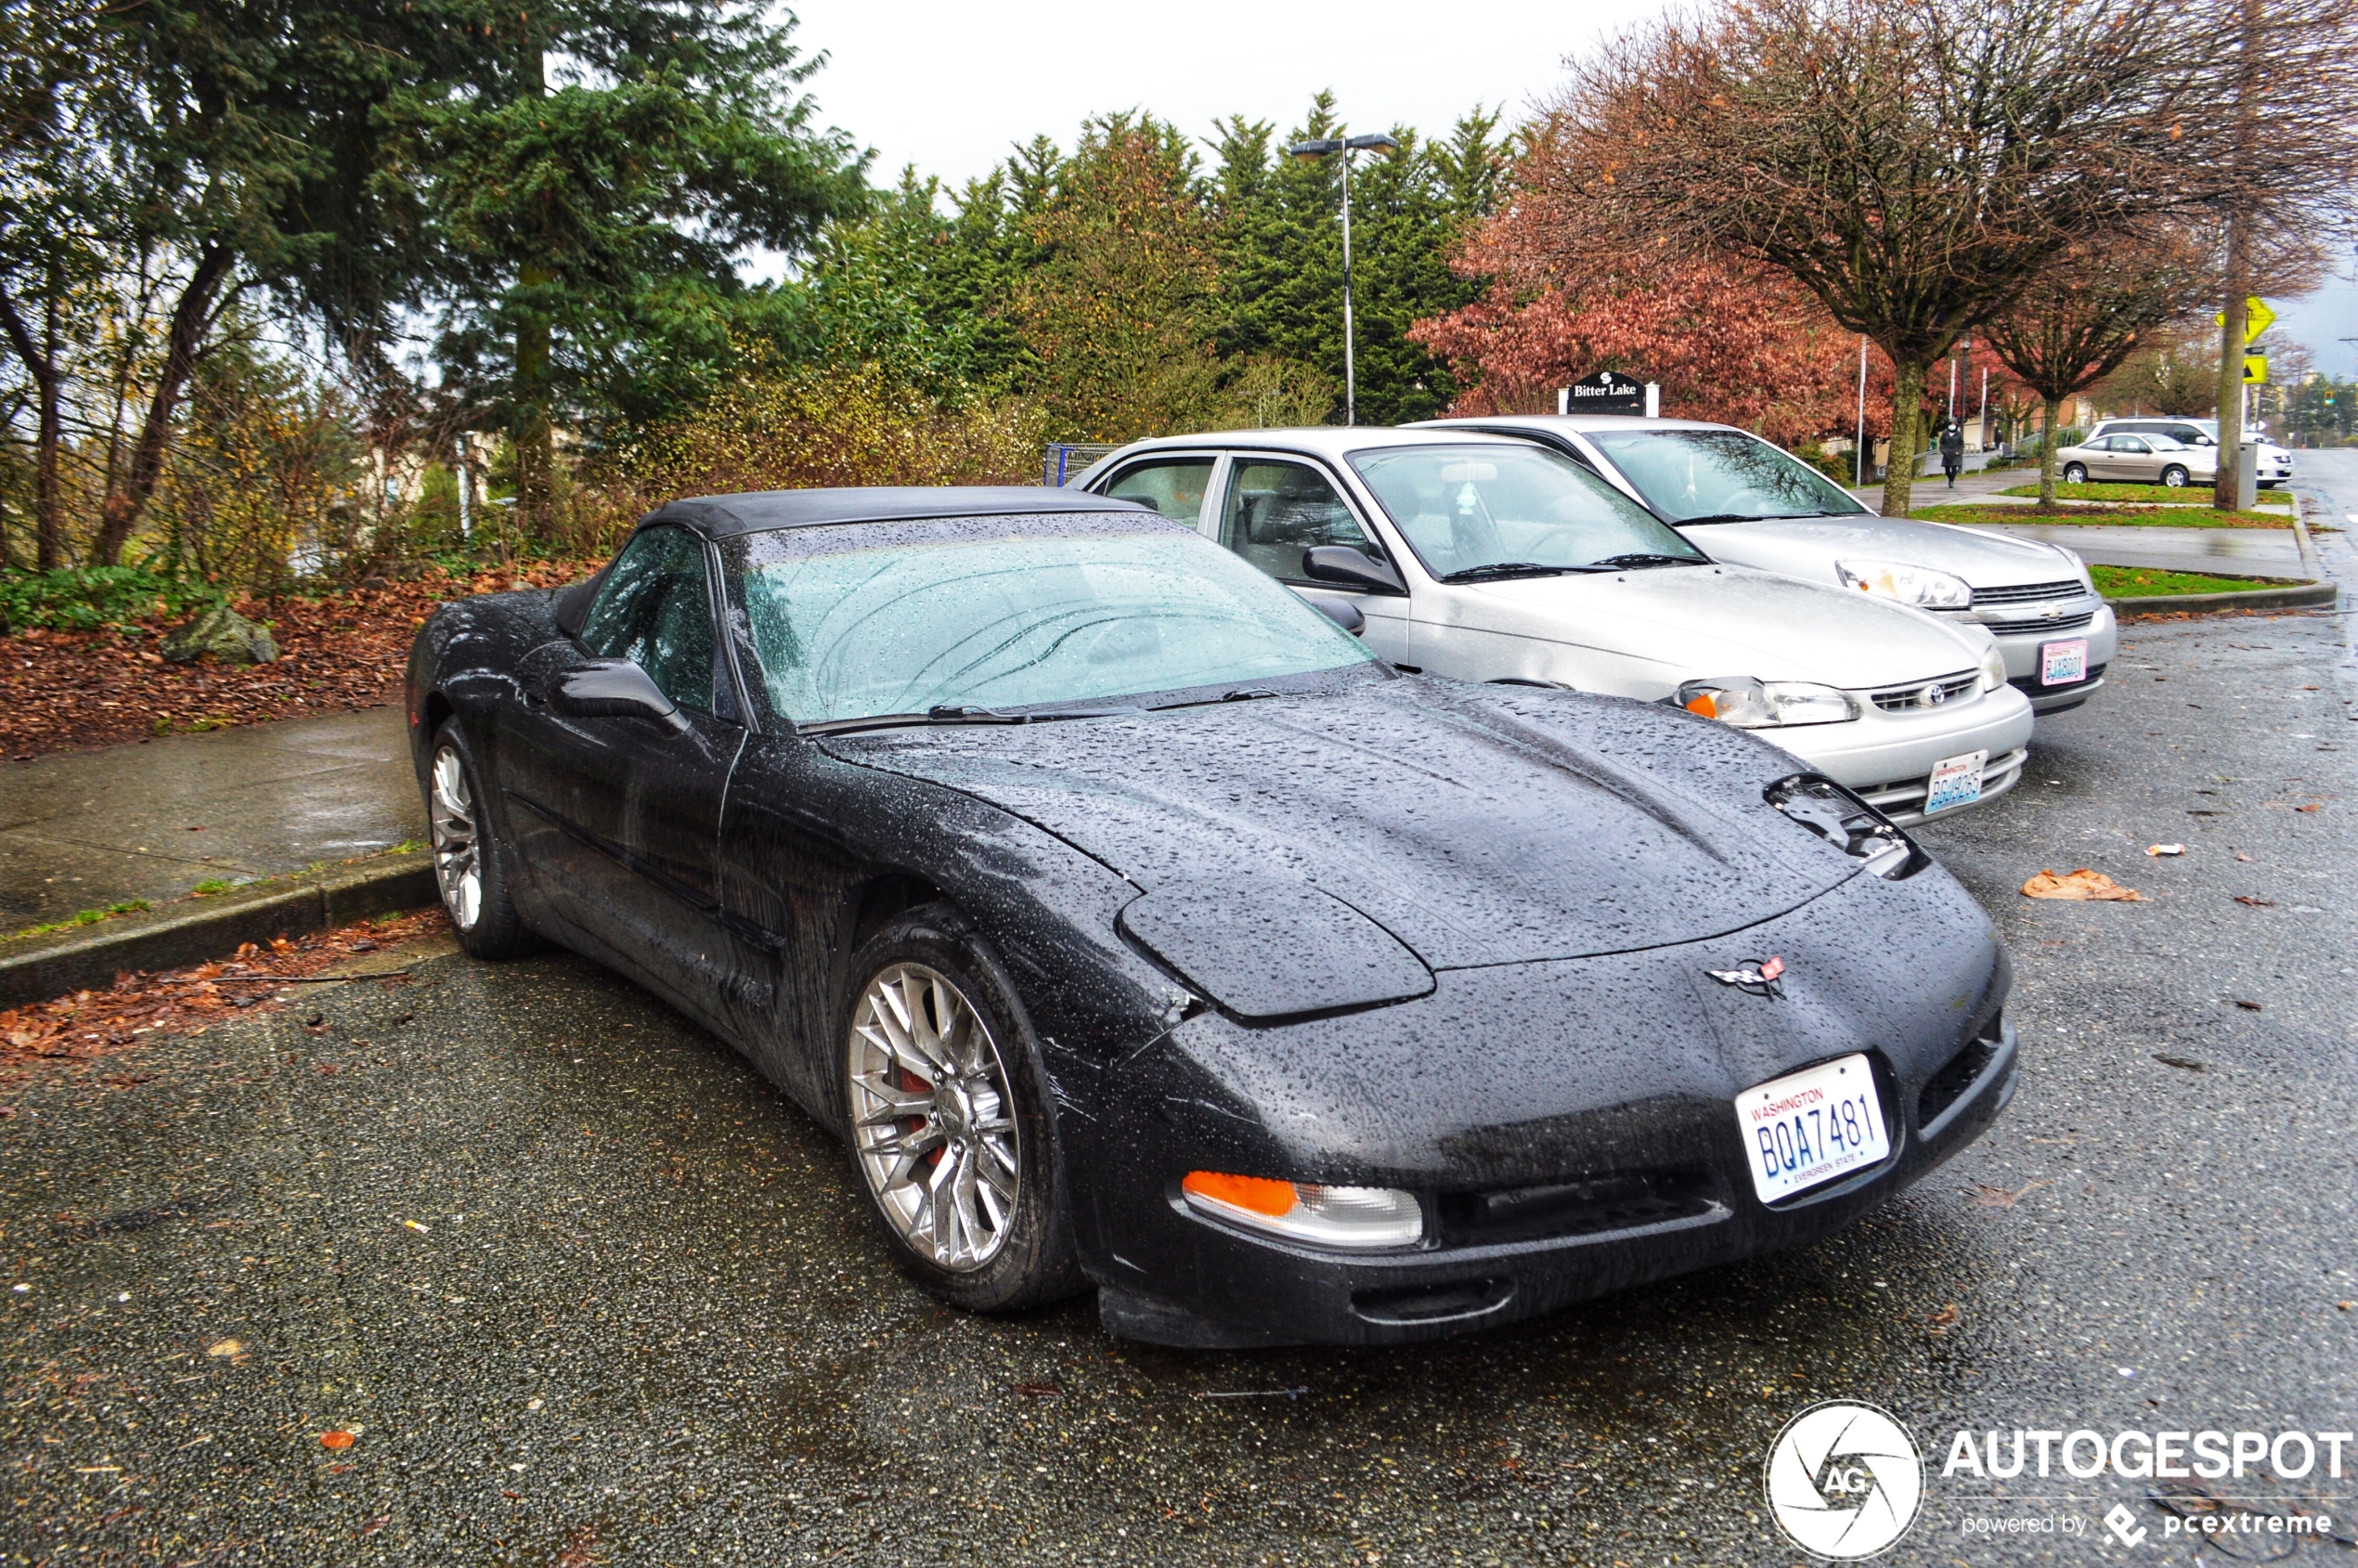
[1924,749,1987,814]
[2041,638,2089,686]
[1737,1054,1891,1204]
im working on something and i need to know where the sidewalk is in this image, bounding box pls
[0,706,422,931]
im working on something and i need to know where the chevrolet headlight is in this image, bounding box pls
[1676,677,1859,728]
[1835,559,1974,610]
[1979,645,2007,693]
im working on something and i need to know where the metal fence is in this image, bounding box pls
[1043,443,1119,487]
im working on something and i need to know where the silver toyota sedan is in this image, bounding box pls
[1417,414,2117,716]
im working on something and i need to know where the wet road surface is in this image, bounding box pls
[3,611,2353,1567]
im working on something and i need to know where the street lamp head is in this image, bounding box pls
[1289,138,1344,161]
[1344,133,1400,154]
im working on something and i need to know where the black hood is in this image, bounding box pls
[824,680,1855,974]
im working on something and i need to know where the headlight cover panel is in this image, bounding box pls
[1764,773,1926,879]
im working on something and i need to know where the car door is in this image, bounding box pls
[502,525,748,1027]
[1211,454,1414,666]
[2114,436,2158,482]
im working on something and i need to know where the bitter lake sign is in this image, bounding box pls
[1566,370,1646,414]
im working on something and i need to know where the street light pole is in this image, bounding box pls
[1290,130,1399,425]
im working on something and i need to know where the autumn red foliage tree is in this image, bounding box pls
[1410,237,1890,449]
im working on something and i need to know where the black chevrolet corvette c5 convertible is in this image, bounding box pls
[405,486,2017,1348]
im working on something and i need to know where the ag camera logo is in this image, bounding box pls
[1765,1401,1925,1559]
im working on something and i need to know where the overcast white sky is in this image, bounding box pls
[782,0,2358,379]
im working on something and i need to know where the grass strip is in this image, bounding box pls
[1911,503,2294,530]
[2090,564,2290,598]
[1996,481,2292,505]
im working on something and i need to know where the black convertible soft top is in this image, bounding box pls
[644,486,1149,539]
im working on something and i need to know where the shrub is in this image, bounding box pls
[0,564,225,633]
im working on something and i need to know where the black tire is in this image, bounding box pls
[425,720,533,959]
[2063,462,2089,484]
[838,904,1082,1312]
[2161,464,2189,488]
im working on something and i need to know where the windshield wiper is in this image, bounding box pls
[1589,551,1703,570]
[1438,562,1592,583]
[801,704,1136,736]
[1667,512,1765,525]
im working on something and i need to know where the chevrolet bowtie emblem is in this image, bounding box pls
[1708,955,1786,997]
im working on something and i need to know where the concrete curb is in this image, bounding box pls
[0,850,439,1009]
[2108,579,2341,616]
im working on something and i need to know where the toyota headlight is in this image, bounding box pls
[1675,677,1859,728]
[1835,559,1974,610]
[1979,645,2007,693]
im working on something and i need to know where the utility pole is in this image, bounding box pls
[2212,0,2262,512]
[1290,130,1401,425]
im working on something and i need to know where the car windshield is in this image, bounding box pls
[724,517,1376,726]
[1348,445,1706,578]
[1579,428,1867,522]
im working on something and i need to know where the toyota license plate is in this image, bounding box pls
[1923,749,1987,814]
[2041,637,2089,686]
[1737,1054,1891,1204]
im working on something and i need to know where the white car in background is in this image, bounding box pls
[2083,416,2294,487]
[1419,414,2116,717]
[1075,428,2035,823]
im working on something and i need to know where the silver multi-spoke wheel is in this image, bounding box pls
[429,743,483,930]
[848,963,1021,1272]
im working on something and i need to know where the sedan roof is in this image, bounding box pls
[1091,425,1544,462]
[1417,413,1742,436]
[643,486,1152,539]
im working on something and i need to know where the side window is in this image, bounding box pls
[1103,459,1214,525]
[2120,437,2149,454]
[579,526,717,712]
[1219,460,1376,583]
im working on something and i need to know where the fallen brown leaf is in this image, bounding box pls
[2022,868,2143,901]
[1973,1179,2054,1208]
[2233,895,2275,907]
[320,1430,355,1450]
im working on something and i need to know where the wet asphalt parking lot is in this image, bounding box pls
[4,605,2354,1568]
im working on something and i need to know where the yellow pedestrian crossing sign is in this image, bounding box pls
[2243,355,2267,384]
[2214,296,2275,345]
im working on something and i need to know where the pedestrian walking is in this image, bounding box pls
[1938,421,1965,487]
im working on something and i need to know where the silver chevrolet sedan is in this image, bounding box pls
[1418,414,2117,716]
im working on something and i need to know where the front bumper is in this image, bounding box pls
[1758,684,2034,824]
[1984,601,2117,714]
[1072,882,2015,1347]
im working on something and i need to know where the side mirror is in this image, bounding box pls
[1302,545,1407,597]
[1300,591,1367,636]
[552,660,690,732]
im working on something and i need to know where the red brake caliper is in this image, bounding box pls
[897,1066,943,1168]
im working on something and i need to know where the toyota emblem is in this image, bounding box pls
[1919,682,1947,706]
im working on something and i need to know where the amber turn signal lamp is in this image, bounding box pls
[1684,693,1718,718]
[1182,1171,1297,1216]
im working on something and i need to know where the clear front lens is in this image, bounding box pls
[1182,1172,1424,1249]
[1835,559,1974,610]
